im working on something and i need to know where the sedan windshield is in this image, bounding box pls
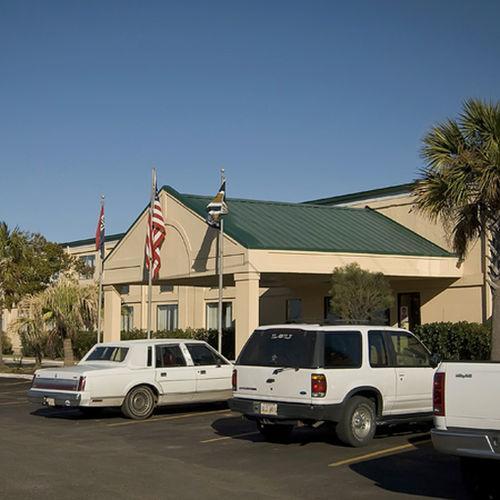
[237,329,316,368]
[86,346,129,362]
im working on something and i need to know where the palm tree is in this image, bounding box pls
[413,98,500,360]
[40,278,98,366]
[11,294,48,368]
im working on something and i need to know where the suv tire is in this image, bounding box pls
[336,396,376,447]
[256,420,293,442]
[121,385,156,420]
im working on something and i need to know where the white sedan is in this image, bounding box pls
[27,339,233,419]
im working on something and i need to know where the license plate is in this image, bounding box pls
[260,402,278,416]
[45,397,55,407]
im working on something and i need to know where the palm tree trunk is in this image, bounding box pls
[491,288,500,361]
[63,337,74,366]
[0,333,4,367]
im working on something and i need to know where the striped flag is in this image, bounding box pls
[145,182,166,280]
[95,202,105,259]
[206,180,228,228]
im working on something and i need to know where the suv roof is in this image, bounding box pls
[256,324,408,332]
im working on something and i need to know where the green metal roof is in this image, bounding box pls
[164,186,451,257]
[60,232,125,248]
[304,182,415,206]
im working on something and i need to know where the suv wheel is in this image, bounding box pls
[336,396,376,447]
[121,385,156,420]
[256,420,293,442]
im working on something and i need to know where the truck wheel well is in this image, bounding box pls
[345,388,383,416]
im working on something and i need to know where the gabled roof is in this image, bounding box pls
[164,186,451,258]
[304,182,415,206]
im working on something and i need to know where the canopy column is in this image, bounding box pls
[103,285,121,342]
[234,271,260,355]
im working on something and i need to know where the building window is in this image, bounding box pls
[286,299,302,322]
[119,285,130,295]
[206,302,233,330]
[78,255,95,278]
[160,284,174,293]
[121,306,134,332]
[157,304,178,331]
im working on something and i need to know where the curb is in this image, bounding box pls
[0,373,33,380]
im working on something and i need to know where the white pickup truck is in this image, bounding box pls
[28,339,232,419]
[431,362,500,497]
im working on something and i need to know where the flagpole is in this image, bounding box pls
[96,195,104,344]
[218,169,225,353]
[147,168,156,340]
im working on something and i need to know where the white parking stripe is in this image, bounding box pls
[107,409,231,427]
[201,431,260,443]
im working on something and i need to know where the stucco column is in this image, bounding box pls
[103,285,121,342]
[234,272,260,355]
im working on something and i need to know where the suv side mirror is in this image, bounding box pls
[430,353,441,368]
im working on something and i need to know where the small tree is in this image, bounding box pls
[40,278,97,366]
[329,263,394,324]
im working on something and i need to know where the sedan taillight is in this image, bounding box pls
[232,369,237,391]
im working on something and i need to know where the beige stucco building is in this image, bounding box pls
[2,183,489,357]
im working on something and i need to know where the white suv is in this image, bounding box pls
[229,325,437,447]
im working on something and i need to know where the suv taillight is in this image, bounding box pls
[311,374,327,398]
[433,372,445,416]
[77,376,86,392]
[232,369,237,391]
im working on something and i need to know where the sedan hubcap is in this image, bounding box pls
[131,390,152,416]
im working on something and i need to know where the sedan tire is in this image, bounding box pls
[121,385,156,420]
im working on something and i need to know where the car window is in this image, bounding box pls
[389,332,431,367]
[368,331,389,367]
[323,332,362,368]
[86,346,128,362]
[155,345,186,368]
[237,329,317,368]
[186,344,226,366]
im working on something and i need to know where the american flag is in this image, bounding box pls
[145,182,166,280]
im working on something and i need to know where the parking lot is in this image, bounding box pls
[0,378,465,500]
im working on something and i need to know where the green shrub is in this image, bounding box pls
[414,322,491,361]
[1,332,13,355]
[121,328,235,359]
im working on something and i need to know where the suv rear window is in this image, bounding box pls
[237,329,317,368]
[323,332,362,368]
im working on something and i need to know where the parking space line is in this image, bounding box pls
[328,439,432,467]
[201,431,260,443]
[107,409,232,427]
[0,401,27,406]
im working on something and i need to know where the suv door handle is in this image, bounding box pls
[199,370,206,375]
[160,372,167,377]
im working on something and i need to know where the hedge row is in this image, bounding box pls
[22,328,235,361]
[414,322,491,361]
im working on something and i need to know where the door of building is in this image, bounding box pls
[398,293,421,332]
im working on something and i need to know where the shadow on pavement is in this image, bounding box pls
[31,400,228,421]
[349,441,464,499]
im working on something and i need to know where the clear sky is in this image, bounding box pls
[1,0,500,242]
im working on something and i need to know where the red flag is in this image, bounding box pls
[95,204,105,259]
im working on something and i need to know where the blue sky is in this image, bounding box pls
[1,0,500,241]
